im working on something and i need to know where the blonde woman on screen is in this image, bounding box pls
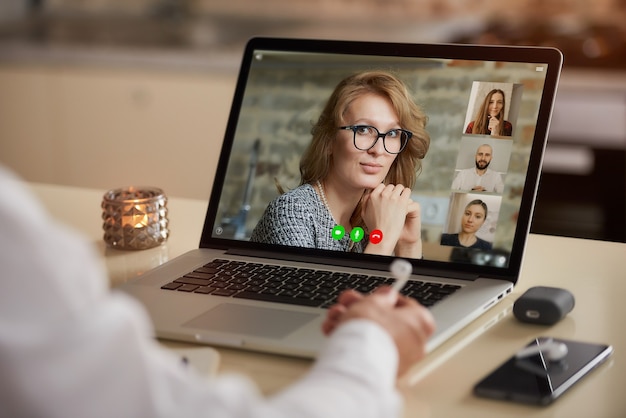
[251,71,430,259]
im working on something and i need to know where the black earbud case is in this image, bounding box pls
[513,286,575,325]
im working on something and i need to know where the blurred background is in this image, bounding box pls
[0,0,624,242]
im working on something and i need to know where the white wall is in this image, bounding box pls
[0,64,237,199]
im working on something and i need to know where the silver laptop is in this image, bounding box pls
[120,37,562,357]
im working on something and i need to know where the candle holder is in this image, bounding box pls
[102,186,169,250]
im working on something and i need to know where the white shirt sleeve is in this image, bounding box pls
[450,170,463,190]
[0,167,401,418]
[269,320,401,418]
[451,168,475,191]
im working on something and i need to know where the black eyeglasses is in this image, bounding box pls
[339,125,412,154]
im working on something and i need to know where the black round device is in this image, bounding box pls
[513,286,575,325]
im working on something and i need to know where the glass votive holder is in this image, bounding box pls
[102,186,169,250]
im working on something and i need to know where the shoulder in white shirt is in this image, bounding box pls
[0,166,401,418]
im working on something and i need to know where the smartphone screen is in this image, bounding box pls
[473,337,613,405]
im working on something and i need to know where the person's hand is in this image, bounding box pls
[488,116,500,136]
[394,200,422,258]
[361,183,413,255]
[471,185,486,192]
[322,287,436,377]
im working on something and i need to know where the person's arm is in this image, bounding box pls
[394,200,423,259]
[323,289,435,377]
[269,320,402,417]
[0,167,407,418]
[361,184,421,257]
[488,117,500,136]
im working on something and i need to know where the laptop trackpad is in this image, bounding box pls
[183,303,319,339]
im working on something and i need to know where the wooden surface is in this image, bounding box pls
[31,182,626,417]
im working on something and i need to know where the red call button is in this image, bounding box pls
[370,229,383,244]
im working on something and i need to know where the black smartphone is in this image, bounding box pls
[473,337,613,405]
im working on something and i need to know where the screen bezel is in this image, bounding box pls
[200,37,563,283]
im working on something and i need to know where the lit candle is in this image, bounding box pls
[124,204,150,229]
[102,187,169,250]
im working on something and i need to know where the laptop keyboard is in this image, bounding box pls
[160,259,461,308]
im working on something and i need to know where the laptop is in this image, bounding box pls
[120,37,562,357]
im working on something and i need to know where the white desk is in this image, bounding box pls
[30,182,626,417]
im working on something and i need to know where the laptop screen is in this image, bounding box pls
[202,38,562,280]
